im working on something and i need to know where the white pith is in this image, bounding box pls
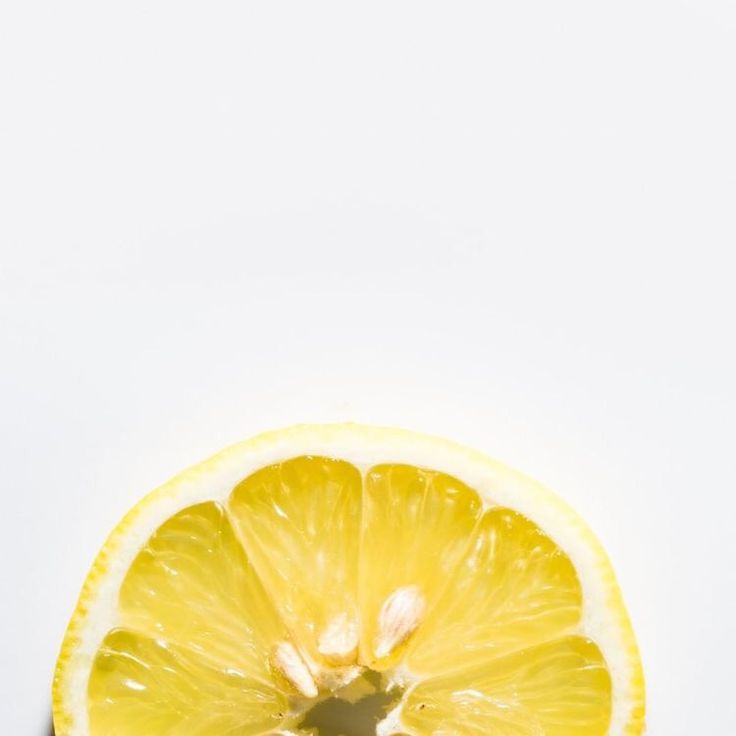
[55,423,643,736]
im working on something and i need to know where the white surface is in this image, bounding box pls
[0,2,734,734]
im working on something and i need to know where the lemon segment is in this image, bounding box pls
[405,507,583,677]
[88,629,288,735]
[229,457,363,673]
[358,464,483,670]
[116,502,290,684]
[400,636,612,736]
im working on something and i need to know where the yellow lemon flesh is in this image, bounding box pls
[54,425,645,736]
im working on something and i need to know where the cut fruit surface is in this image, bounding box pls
[54,424,645,736]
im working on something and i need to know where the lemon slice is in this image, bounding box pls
[53,424,645,736]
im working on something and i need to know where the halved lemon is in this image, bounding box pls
[53,424,645,735]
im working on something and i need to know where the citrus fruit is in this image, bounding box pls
[53,424,645,735]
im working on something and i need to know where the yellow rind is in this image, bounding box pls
[53,423,645,735]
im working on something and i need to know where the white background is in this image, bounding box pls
[1,2,734,734]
